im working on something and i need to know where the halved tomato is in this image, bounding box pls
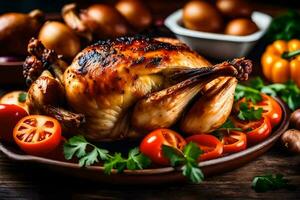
[13,115,62,156]
[140,129,186,165]
[186,134,223,161]
[231,116,272,145]
[235,94,282,127]
[221,131,247,153]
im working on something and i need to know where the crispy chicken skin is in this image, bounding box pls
[24,36,252,141]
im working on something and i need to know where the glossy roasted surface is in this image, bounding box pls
[67,36,210,95]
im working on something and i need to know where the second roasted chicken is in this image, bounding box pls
[23,36,252,141]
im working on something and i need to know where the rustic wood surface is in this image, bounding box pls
[0,143,299,199]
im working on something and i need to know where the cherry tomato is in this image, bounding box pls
[235,94,282,127]
[13,115,62,156]
[0,104,28,142]
[186,134,223,161]
[232,116,272,145]
[221,131,247,153]
[140,129,186,165]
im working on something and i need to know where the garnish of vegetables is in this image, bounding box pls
[64,136,204,183]
[63,135,151,173]
[235,77,300,111]
[162,142,204,184]
[237,102,263,121]
[18,92,27,103]
[252,174,293,192]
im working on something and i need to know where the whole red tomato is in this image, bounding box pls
[0,104,28,142]
[140,129,186,165]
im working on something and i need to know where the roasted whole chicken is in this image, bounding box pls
[23,36,252,141]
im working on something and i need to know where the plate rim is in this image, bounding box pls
[0,97,290,176]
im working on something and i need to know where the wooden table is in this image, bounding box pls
[0,143,299,199]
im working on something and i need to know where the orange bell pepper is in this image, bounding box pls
[261,39,300,87]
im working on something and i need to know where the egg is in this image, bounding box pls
[116,0,152,31]
[183,1,223,33]
[83,4,131,39]
[216,0,252,18]
[38,21,81,60]
[225,18,258,36]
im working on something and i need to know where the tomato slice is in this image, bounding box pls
[231,116,272,145]
[13,115,62,156]
[186,134,223,161]
[255,94,282,127]
[140,129,186,165]
[221,131,247,153]
[235,94,282,127]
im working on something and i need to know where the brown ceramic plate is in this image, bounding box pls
[0,98,290,184]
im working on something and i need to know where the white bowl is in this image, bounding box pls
[164,10,272,59]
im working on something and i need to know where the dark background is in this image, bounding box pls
[1,0,300,16]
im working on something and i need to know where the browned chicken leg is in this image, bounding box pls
[180,77,237,134]
[131,58,250,131]
[24,39,85,131]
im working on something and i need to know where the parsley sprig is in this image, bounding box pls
[236,77,300,110]
[18,92,27,103]
[252,174,293,192]
[162,142,204,184]
[237,102,263,121]
[64,135,151,174]
[265,10,300,42]
[235,84,262,104]
[212,119,242,140]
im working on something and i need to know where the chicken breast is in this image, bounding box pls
[63,37,212,140]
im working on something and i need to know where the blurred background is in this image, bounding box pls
[1,0,300,16]
[0,0,299,85]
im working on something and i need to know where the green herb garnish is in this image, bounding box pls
[252,174,291,192]
[218,119,242,131]
[212,119,242,140]
[162,142,204,184]
[219,119,235,129]
[64,135,151,174]
[245,77,300,110]
[265,10,300,42]
[237,102,263,121]
[18,92,27,103]
[103,153,126,174]
[234,84,262,104]
[235,76,300,110]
